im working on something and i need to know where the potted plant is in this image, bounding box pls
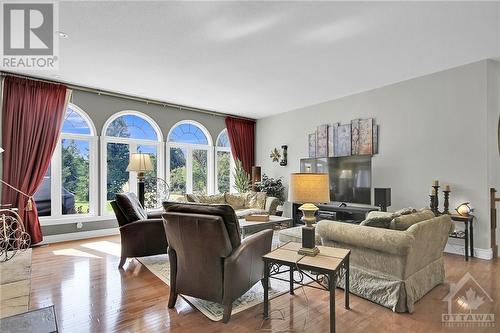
[256,174,286,205]
[233,159,251,193]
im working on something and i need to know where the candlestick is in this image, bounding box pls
[429,194,436,213]
[443,190,450,214]
[432,185,440,215]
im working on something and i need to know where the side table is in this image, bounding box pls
[449,214,474,261]
[262,242,350,333]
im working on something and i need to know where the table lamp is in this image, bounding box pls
[289,173,330,256]
[127,153,153,207]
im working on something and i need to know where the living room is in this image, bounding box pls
[0,1,499,333]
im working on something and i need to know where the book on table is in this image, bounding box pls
[244,214,270,222]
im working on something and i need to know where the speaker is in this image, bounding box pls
[374,188,391,212]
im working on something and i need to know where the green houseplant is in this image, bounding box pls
[257,174,285,204]
[233,159,251,193]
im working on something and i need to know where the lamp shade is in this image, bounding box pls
[289,173,330,204]
[127,153,153,172]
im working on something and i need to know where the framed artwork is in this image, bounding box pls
[373,124,379,154]
[316,124,328,158]
[351,119,360,155]
[358,118,373,155]
[328,123,338,157]
[335,124,351,157]
[308,133,316,158]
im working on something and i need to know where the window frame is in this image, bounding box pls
[166,120,214,196]
[215,129,235,193]
[39,103,99,226]
[100,110,164,215]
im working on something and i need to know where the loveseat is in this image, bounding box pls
[185,192,280,218]
[316,209,453,313]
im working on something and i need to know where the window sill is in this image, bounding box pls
[39,215,117,226]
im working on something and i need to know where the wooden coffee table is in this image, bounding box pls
[262,242,350,333]
[238,215,293,238]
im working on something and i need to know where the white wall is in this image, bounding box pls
[257,60,494,252]
[487,60,500,250]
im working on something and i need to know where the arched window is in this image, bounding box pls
[35,103,98,219]
[167,120,213,199]
[215,129,235,193]
[102,111,163,214]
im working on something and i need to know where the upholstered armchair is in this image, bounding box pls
[162,202,273,323]
[111,192,168,268]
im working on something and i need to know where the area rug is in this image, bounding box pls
[138,252,309,322]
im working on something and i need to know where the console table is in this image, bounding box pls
[292,203,378,226]
[449,214,474,261]
[262,242,350,333]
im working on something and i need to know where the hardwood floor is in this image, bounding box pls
[29,236,499,333]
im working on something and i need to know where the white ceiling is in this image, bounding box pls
[10,1,500,119]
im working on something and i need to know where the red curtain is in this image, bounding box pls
[2,76,68,244]
[225,117,255,174]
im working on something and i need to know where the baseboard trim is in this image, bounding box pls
[39,228,120,245]
[444,243,493,260]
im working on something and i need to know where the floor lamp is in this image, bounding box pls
[127,153,153,207]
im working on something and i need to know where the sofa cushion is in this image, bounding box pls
[390,209,435,231]
[360,216,393,229]
[278,226,322,245]
[245,191,267,209]
[235,208,267,218]
[225,193,247,209]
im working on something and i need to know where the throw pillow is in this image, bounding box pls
[360,216,393,229]
[390,209,435,231]
[365,211,396,220]
[245,191,267,209]
[196,194,226,204]
[393,207,417,217]
[225,193,247,209]
[185,194,199,203]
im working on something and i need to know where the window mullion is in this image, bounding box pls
[51,141,62,217]
[129,143,137,194]
[186,146,193,194]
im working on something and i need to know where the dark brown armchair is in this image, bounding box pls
[162,202,273,323]
[111,192,168,268]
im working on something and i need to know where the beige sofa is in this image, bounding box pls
[316,210,453,313]
[185,192,280,218]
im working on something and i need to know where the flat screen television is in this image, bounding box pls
[300,155,371,205]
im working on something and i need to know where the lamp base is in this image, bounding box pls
[298,246,320,256]
[298,204,320,257]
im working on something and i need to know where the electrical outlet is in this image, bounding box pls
[76,222,83,229]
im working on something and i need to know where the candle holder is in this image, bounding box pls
[443,190,451,214]
[432,185,440,215]
[429,194,437,214]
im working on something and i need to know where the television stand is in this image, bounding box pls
[292,203,378,226]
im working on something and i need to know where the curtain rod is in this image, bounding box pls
[0,71,255,121]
